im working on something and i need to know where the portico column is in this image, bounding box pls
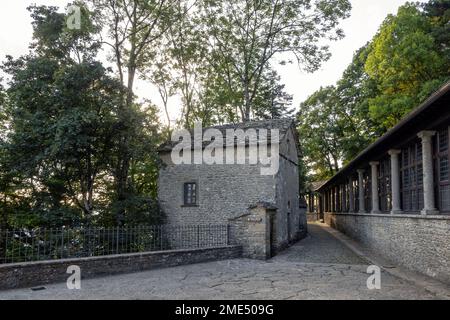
[349,177,355,212]
[331,189,335,212]
[370,162,381,213]
[334,186,338,212]
[418,131,438,215]
[326,191,330,212]
[335,186,339,212]
[357,169,365,213]
[328,190,331,212]
[388,149,402,214]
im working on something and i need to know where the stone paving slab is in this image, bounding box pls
[0,223,446,300]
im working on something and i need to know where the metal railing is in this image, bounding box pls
[0,224,229,264]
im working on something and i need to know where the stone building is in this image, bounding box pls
[158,119,307,259]
[314,81,450,284]
[305,181,326,222]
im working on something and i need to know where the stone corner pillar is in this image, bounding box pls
[357,169,366,213]
[417,131,439,215]
[228,202,279,260]
[369,161,381,214]
[388,149,403,214]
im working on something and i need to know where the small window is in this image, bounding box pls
[183,182,197,206]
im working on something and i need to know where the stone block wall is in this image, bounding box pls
[324,212,450,284]
[0,246,242,291]
[228,203,275,259]
[306,212,319,222]
[275,129,307,249]
[158,156,276,225]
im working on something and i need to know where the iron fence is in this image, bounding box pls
[0,224,229,264]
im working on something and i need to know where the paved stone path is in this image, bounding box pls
[0,223,445,300]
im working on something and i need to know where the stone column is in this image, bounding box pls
[337,186,341,212]
[370,162,381,213]
[329,190,332,212]
[331,189,334,212]
[343,184,346,212]
[308,193,313,213]
[357,169,365,213]
[328,190,331,212]
[418,131,438,215]
[349,177,355,213]
[388,149,402,214]
[342,184,346,212]
[334,186,338,212]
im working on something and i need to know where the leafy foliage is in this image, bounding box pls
[0,4,164,228]
[365,3,449,130]
[298,1,450,181]
[198,0,351,122]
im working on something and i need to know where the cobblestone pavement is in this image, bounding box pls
[0,223,445,300]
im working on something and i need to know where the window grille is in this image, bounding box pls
[401,141,423,212]
[364,171,372,212]
[437,128,450,212]
[184,182,197,206]
[379,158,391,212]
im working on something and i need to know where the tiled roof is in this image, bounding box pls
[158,118,296,152]
[318,80,450,192]
[309,181,328,192]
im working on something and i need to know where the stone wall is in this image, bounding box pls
[306,212,319,222]
[324,212,450,284]
[275,128,307,248]
[158,157,276,225]
[228,203,275,259]
[0,246,242,291]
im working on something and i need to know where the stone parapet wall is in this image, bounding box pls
[0,246,242,291]
[324,212,450,284]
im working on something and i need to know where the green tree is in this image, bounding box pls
[422,0,450,64]
[298,86,343,180]
[200,0,351,121]
[252,68,294,120]
[297,1,450,180]
[87,0,176,222]
[365,3,449,130]
[1,55,127,226]
[335,45,380,162]
[0,4,164,227]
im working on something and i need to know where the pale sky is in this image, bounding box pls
[0,0,428,123]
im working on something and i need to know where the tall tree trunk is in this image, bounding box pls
[114,50,137,224]
[243,79,251,122]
